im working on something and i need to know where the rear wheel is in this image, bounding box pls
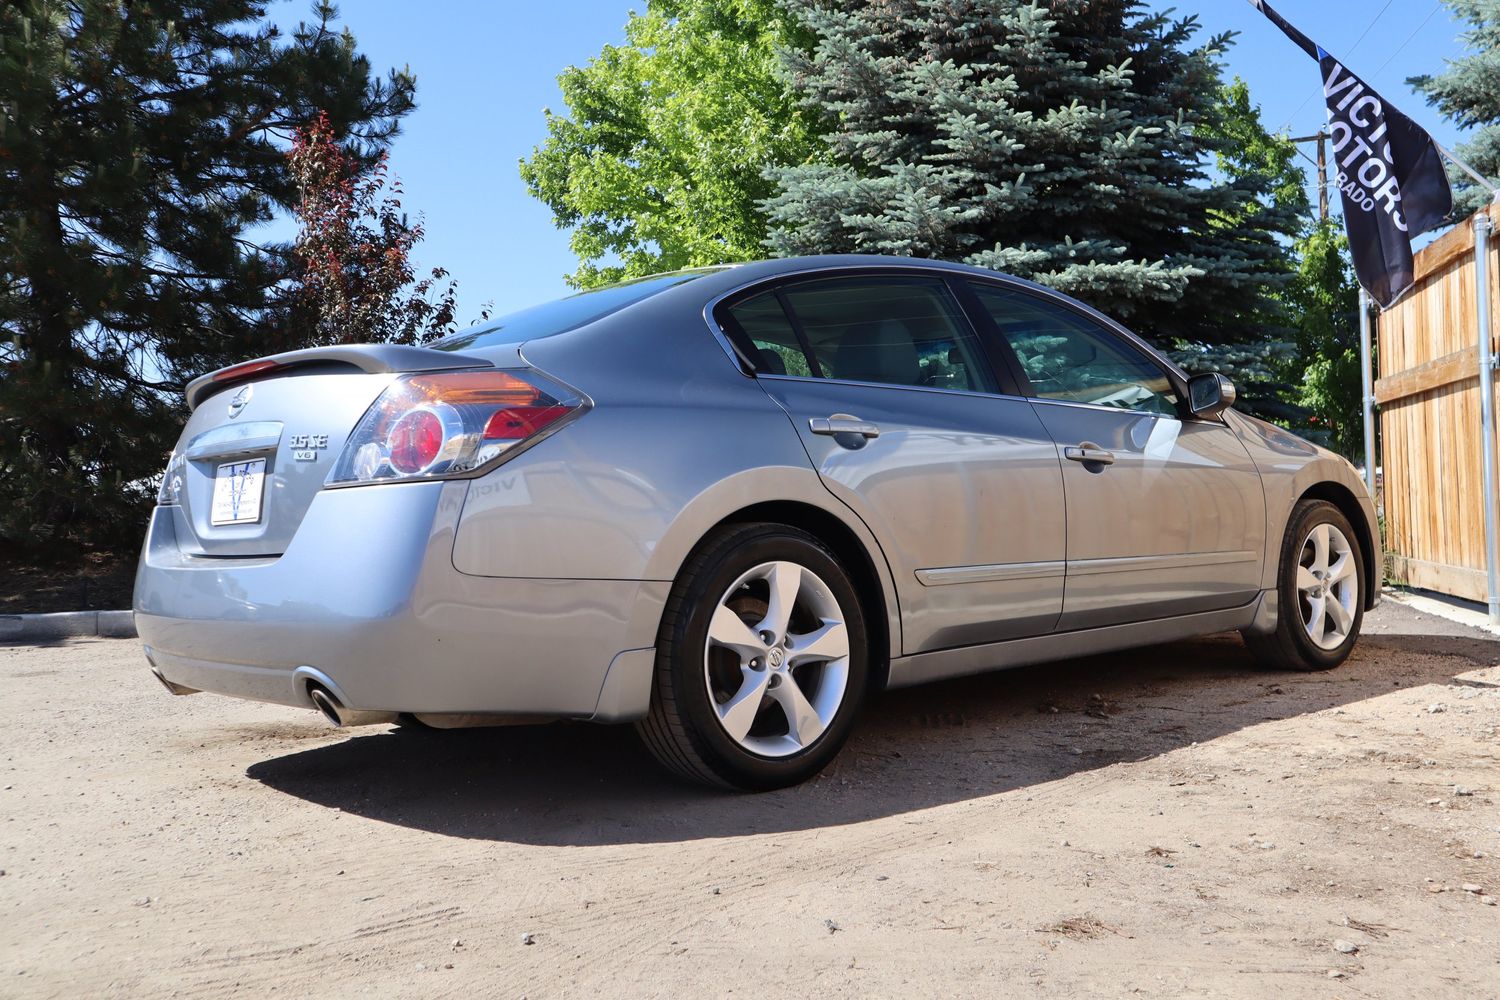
[1242,499,1365,672]
[636,523,868,790]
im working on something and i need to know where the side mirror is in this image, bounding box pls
[1187,372,1236,419]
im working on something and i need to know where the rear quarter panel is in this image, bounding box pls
[450,295,903,640]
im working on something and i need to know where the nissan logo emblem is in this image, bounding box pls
[227,384,253,419]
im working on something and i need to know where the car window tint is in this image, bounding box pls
[969,283,1178,415]
[431,269,721,351]
[722,291,815,377]
[779,277,996,392]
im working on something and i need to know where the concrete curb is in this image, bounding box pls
[0,610,136,642]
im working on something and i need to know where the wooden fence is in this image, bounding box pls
[1375,202,1500,601]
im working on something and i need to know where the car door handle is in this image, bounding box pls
[810,415,881,439]
[1064,444,1115,466]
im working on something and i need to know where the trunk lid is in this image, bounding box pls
[170,345,491,557]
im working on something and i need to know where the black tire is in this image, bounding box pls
[635,522,869,791]
[1242,499,1365,672]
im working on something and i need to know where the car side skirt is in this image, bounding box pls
[885,591,1268,689]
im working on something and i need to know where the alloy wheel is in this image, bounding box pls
[1296,522,1358,650]
[702,560,851,758]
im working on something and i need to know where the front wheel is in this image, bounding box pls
[1242,499,1365,672]
[636,523,869,791]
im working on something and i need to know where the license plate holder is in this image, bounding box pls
[210,459,266,526]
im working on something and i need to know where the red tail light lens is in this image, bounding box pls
[482,405,573,441]
[328,370,585,486]
[387,409,446,474]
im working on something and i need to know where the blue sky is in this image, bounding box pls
[272,1,1476,321]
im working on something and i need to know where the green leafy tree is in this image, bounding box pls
[0,1,415,558]
[1284,221,1363,457]
[762,0,1304,354]
[1409,0,1500,217]
[520,0,820,288]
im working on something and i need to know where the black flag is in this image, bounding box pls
[1251,0,1453,307]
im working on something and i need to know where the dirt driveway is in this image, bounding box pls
[3,600,1498,998]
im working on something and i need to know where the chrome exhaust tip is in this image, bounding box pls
[307,686,398,728]
[149,667,200,697]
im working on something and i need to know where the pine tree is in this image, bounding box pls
[763,0,1304,351]
[0,1,415,557]
[1409,0,1500,217]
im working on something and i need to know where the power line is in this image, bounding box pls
[1274,0,1398,134]
[1369,1,1444,81]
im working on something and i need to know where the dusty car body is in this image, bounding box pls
[136,256,1379,788]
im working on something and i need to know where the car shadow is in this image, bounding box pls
[246,615,1496,846]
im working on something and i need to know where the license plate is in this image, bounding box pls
[211,459,266,526]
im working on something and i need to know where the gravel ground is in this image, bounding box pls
[3,600,1498,998]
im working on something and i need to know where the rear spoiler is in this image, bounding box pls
[185,344,493,411]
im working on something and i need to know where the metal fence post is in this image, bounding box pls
[1473,210,1500,623]
[1359,289,1376,498]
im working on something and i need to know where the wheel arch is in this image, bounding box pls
[1298,481,1379,610]
[665,499,900,694]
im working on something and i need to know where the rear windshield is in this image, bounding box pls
[431,269,723,352]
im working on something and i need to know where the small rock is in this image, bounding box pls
[1060,839,1070,847]
[1327,970,1345,979]
[134,896,151,907]
[1427,798,1444,805]
[824,918,841,934]
[1427,703,1446,713]
[1462,883,1484,894]
[710,887,721,895]
[451,938,462,949]
[520,933,536,946]
[1332,939,1359,955]
[1256,841,1276,850]
[415,963,426,972]
[1481,896,1497,906]
[876,875,889,882]
[1455,785,1474,796]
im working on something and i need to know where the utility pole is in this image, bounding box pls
[1289,132,1330,220]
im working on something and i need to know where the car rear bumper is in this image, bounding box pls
[134,481,667,721]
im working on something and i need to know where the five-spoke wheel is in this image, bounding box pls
[1295,522,1359,650]
[703,560,851,757]
[1243,499,1365,672]
[638,523,868,790]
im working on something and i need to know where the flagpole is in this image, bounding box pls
[1433,141,1500,203]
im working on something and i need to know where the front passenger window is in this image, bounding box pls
[969,283,1179,416]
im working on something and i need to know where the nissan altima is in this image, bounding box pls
[135,256,1379,790]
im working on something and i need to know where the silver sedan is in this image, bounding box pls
[135,256,1379,790]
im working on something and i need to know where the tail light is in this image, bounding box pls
[328,370,586,486]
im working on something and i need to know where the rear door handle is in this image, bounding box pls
[810,415,881,439]
[1064,443,1115,466]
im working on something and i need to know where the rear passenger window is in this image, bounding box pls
[721,291,815,377]
[781,277,996,392]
